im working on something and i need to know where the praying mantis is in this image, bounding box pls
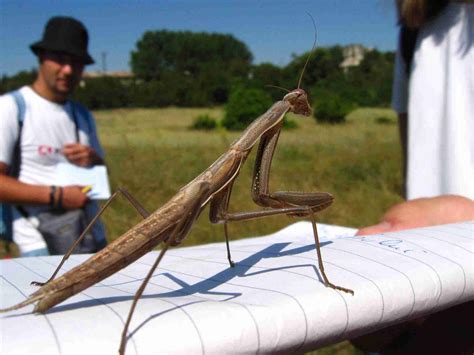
[0,40,354,355]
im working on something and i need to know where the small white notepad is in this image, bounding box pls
[55,163,111,199]
[0,221,472,354]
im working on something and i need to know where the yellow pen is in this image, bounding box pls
[81,185,93,194]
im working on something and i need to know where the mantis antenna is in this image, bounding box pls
[297,13,318,89]
[266,84,290,93]
[266,14,317,93]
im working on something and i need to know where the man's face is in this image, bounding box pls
[38,50,85,96]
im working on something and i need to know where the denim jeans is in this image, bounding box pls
[21,247,49,257]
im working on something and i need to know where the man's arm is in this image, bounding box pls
[0,162,50,205]
[0,162,89,209]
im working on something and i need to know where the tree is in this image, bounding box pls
[283,46,344,90]
[74,77,129,109]
[0,70,37,94]
[222,87,273,130]
[250,63,285,101]
[130,30,253,106]
[342,49,394,107]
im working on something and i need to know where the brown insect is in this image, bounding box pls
[1,25,353,355]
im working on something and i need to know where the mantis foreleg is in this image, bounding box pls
[308,211,354,294]
[211,123,353,294]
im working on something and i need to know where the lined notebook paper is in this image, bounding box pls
[1,221,472,354]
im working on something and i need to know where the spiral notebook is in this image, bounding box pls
[1,221,472,354]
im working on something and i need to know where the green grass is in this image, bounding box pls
[1,106,403,354]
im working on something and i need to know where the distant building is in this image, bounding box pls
[80,71,135,87]
[82,71,134,79]
[339,44,372,72]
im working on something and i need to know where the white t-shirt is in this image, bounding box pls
[0,86,106,253]
[392,3,474,200]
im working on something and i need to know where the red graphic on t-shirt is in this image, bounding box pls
[38,145,55,156]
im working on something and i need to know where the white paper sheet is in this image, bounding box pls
[0,221,472,354]
[55,163,111,199]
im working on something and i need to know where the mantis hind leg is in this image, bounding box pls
[119,182,210,355]
[31,188,151,287]
[209,182,237,267]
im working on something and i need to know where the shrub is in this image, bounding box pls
[191,114,217,130]
[313,92,352,124]
[222,87,273,130]
[74,77,130,109]
[282,118,298,129]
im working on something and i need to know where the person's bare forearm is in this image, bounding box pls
[0,162,89,209]
[0,173,50,205]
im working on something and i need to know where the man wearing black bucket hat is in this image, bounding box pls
[0,16,107,256]
[29,16,95,102]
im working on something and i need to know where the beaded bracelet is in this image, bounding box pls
[57,187,63,209]
[49,186,57,207]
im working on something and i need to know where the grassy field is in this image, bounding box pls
[1,105,402,354]
[95,105,403,248]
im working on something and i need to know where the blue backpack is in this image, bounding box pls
[0,91,26,245]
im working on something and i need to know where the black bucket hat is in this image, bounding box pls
[30,16,95,65]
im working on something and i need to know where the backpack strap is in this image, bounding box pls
[70,102,80,143]
[9,90,26,179]
[11,90,26,128]
[69,101,93,143]
[0,90,26,243]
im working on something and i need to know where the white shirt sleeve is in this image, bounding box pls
[0,94,20,166]
[391,38,409,114]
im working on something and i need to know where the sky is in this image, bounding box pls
[0,0,399,76]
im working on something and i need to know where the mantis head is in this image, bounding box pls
[283,89,312,117]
